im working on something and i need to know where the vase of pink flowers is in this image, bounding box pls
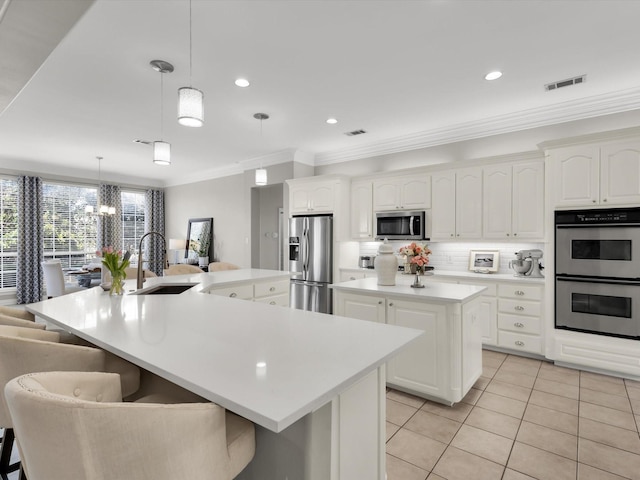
[399,242,432,288]
[96,246,130,296]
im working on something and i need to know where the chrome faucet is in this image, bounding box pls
[137,231,168,289]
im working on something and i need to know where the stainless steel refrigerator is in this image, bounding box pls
[289,215,333,314]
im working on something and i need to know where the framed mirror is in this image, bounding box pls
[185,218,213,264]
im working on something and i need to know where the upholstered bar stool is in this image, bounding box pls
[5,371,256,480]
[0,326,141,477]
[208,262,240,272]
[164,264,204,275]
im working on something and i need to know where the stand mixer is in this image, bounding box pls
[509,249,544,277]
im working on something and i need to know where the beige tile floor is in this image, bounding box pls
[386,350,640,480]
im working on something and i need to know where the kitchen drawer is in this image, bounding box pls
[498,298,541,317]
[254,293,289,307]
[498,331,542,354]
[498,284,542,301]
[208,284,253,300]
[254,280,289,298]
[498,313,541,335]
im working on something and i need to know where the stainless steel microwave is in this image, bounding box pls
[375,211,427,240]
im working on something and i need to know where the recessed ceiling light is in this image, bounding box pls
[235,78,250,87]
[484,71,503,81]
[326,118,338,124]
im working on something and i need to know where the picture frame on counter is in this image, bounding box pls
[469,250,500,273]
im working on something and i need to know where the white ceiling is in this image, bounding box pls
[2,0,640,187]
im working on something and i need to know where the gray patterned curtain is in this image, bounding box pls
[144,189,165,276]
[16,176,43,304]
[97,184,122,251]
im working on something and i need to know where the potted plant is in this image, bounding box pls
[196,230,210,267]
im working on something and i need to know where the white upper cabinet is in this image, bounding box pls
[350,180,373,240]
[289,180,336,214]
[483,161,544,239]
[373,175,430,211]
[551,140,640,207]
[431,168,482,240]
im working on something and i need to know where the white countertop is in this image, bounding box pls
[26,269,421,433]
[341,267,546,284]
[331,276,487,303]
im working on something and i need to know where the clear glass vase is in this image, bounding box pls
[410,270,425,288]
[109,271,125,296]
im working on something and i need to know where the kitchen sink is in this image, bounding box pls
[131,283,197,295]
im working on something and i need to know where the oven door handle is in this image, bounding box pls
[556,275,640,286]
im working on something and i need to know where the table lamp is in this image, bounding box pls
[169,239,187,265]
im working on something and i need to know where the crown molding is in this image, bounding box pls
[314,86,640,166]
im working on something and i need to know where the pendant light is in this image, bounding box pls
[254,113,269,186]
[178,0,204,127]
[150,60,173,166]
[85,156,115,216]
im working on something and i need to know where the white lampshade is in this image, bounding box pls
[255,168,267,186]
[169,238,186,250]
[153,141,171,165]
[178,87,204,127]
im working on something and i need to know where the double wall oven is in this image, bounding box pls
[555,207,640,340]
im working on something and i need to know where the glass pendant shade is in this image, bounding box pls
[178,87,204,127]
[153,141,171,165]
[255,168,267,186]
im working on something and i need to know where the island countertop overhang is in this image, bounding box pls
[26,269,423,432]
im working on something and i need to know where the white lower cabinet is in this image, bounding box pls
[206,279,290,306]
[496,283,543,354]
[334,290,482,404]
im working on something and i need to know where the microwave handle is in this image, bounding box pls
[409,216,414,236]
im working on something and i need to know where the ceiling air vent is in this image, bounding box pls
[545,75,586,91]
[344,129,367,136]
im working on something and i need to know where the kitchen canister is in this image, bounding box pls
[375,239,397,286]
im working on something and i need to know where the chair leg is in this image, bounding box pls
[0,428,20,476]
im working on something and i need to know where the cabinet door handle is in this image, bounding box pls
[515,306,524,311]
[350,276,356,280]
[269,286,275,292]
[603,198,607,202]
[515,290,525,296]
[229,292,237,298]
[515,341,525,347]
[389,302,394,307]
[378,300,383,305]
[514,322,525,328]
[269,301,276,305]
[513,233,518,236]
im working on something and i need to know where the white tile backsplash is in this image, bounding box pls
[359,241,545,275]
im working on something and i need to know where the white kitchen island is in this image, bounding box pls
[332,276,487,405]
[25,269,421,480]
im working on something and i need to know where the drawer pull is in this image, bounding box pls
[515,306,524,311]
[515,290,525,296]
[514,322,525,328]
[229,292,237,298]
[269,301,276,305]
[515,341,525,347]
[269,286,275,292]
[389,302,394,307]
[378,300,383,305]
[350,277,356,280]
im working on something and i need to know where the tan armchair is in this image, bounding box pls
[0,325,141,477]
[6,371,256,480]
[208,262,240,272]
[164,264,204,275]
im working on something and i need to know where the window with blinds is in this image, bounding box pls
[122,191,145,254]
[43,183,98,269]
[0,178,18,288]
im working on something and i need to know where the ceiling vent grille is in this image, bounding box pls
[545,75,586,91]
[344,129,367,136]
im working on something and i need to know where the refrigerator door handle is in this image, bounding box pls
[303,217,310,275]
